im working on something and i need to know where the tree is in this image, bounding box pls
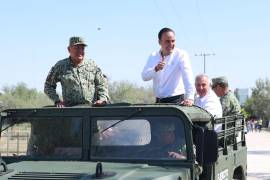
[243,78,270,120]
[0,81,155,109]
[109,80,155,104]
[0,82,52,109]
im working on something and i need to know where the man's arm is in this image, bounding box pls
[179,50,195,105]
[230,93,241,114]
[44,65,61,106]
[168,151,186,160]
[94,67,109,105]
[141,55,159,81]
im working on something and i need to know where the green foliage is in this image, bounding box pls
[0,82,53,109]
[240,108,250,119]
[109,80,155,104]
[243,78,270,119]
[0,81,155,109]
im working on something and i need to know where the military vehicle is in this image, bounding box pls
[0,104,246,179]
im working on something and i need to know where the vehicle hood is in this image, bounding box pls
[4,161,190,179]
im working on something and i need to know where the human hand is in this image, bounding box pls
[154,57,166,72]
[180,99,193,106]
[55,100,65,108]
[100,127,116,140]
[168,151,186,160]
[94,100,107,106]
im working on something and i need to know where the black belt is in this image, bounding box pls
[156,94,184,103]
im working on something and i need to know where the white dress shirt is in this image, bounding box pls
[195,89,223,118]
[141,48,195,100]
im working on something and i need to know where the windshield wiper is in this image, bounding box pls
[100,108,142,134]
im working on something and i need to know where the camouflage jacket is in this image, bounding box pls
[44,57,109,106]
[220,91,241,116]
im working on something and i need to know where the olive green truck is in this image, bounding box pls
[0,104,246,179]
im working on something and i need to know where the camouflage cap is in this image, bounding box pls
[212,76,228,88]
[69,36,87,47]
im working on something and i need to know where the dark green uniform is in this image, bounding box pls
[44,57,109,106]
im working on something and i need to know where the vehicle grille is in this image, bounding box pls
[8,172,86,179]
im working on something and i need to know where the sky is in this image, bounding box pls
[0,0,269,92]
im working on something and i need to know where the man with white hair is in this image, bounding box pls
[194,74,222,118]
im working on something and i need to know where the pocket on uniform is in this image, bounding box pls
[61,73,77,85]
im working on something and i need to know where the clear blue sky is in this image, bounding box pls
[0,0,269,92]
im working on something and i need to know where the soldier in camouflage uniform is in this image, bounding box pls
[44,36,109,107]
[211,76,241,116]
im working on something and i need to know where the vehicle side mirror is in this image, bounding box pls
[203,130,218,164]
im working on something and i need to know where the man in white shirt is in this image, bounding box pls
[194,74,222,118]
[141,27,194,106]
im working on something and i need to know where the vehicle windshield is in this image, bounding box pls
[91,116,187,161]
[1,114,187,161]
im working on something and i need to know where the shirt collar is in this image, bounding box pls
[159,49,174,58]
